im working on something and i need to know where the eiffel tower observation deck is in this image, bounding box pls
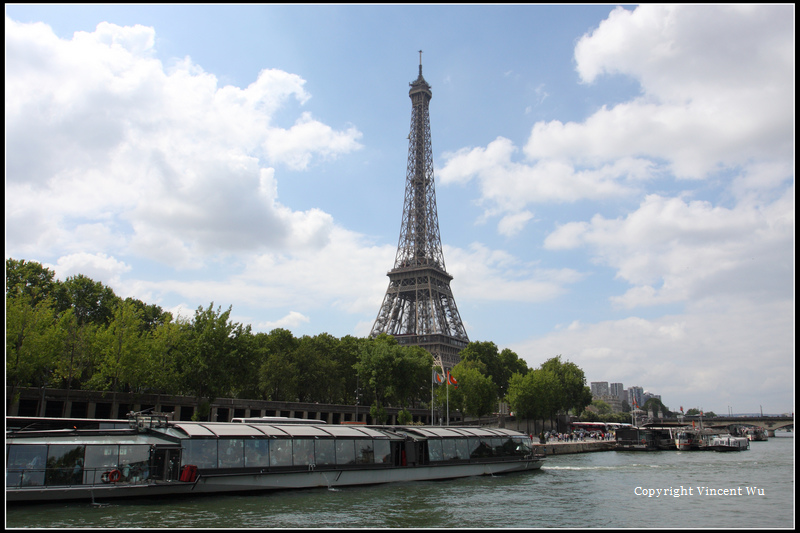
[370,54,469,373]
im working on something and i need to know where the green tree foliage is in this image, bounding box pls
[55,274,119,326]
[643,397,672,417]
[506,367,560,421]
[6,258,58,304]
[177,303,243,413]
[355,334,432,417]
[6,259,564,417]
[457,341,529,404]
[448,365,497,420]
[6,294,62,408]
[541,355,593,416]
[506,356,593,425]
[89,299,147,392]
[257,329,301,401]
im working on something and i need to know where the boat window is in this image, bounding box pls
[355,439,373,464]
[84,445,119,485]
[218,439,244,468]
[335,439,355,465]
[511,436,531,455]
[428,439,443,461]
[270,439,293,467]
[182,439,217,469]
[315,439,335,465]
[45,444,85,486]
[471,438,493,458]
[6,444,46,487]
[245,439,269,467]
[491,438,504,455]
[120,445,151,482]
[441,439,457,460]
[454,439,469,459]
[374,439,391,464]
[293,439,314,466]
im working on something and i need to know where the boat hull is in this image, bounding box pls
[7,459,542,503]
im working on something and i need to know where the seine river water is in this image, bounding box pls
[6,434,793,529]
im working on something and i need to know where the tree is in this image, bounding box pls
[55,274,120,326]
[506,367,561,428]
[355,335,432,422]
[6,294,62,411]
[355,334,400,414]
[454,341,529,407]
[144,315,188,396]
[257,329,300,401]
[541,355,592,416]
[6,258,58,305]
[390,345,433,409]
[178,303,241,416]
[451,365,496,420]
[89,300,146,393]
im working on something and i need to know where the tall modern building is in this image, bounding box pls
[590,382,610,399]
[627,386,644,410]
[610,382,625,402]
[370,56,469,373]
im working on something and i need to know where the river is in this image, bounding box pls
[6,433,793,529]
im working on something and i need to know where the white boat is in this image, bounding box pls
[674,430,701,450]
[706,434,750,452]
[6,414,543,503]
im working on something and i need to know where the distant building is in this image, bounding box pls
[627,386,644,410]
[590,382,609,398]
[610,383,625,402]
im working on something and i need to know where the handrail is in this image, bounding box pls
[6,465,154,489]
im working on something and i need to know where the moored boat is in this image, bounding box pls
[6,414,543,503]
[706,434,750,452]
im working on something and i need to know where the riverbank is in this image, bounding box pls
[534,440,615,455]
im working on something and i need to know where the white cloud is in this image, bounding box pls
[48,252,132,286]
[445,243,585,303]
[513,296,794,413]
[560,4,794,179]
[544,190,794,307]
[258,311,311,331]
[438,137,644,223]
[439,5,793,233]
[5,17,363,269]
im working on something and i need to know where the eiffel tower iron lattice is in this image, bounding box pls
[370,56,469,373]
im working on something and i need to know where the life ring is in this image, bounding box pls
[109,469,121,482]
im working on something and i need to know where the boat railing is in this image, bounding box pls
[6,465,157,489]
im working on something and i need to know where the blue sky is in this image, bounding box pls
[5,5,794,415]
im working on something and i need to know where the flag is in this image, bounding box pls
[447,372,458,388]
[433,371,444,384]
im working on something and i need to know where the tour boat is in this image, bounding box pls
[6,414,544,503]
[706,434,750,452]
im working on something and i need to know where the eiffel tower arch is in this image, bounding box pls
[370,55,469,374]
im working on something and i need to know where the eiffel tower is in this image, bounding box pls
[370,54,469,373]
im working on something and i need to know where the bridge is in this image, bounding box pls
[644,415,794,436]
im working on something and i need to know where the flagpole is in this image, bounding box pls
[431,370,434,425]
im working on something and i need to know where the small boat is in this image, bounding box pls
[706,434,750,452]
[745,427,768,441]
[6,414,544,503]
[674,429,703,450]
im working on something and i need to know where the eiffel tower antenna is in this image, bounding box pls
[370,56,469,373]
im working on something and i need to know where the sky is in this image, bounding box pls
[5,5,795,415]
